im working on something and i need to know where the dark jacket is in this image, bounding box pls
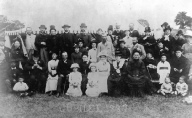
[35,33,48,49]
[59,32,74,54]
[119,47,130,59]
[25,59,46,75]
[79,61,90,75]
[75,33,92,48]
[160,35,175,56]
[47,35,60,54]
[57,59,72,76]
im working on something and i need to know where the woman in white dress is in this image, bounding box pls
[96,51,110,95]
[66,63,82,97]
[45,53,59,95]
[86,63,100,97]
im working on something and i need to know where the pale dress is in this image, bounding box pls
[157,61,171,84]
[86,72,100,97]
[66,72,82,97]
[97,61,110,93]
[45,60,59,93]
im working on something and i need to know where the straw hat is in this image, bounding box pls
[70,63,80,68]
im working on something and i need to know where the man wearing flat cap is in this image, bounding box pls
[75,23,92,50]
[59,24,74,58]
[35,25,49,64]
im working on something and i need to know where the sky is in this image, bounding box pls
[0,0,192,32]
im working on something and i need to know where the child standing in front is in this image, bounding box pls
[86,63,100,97]
[66,63,82,97]
[158,77,173,97]
[176,76,188,96]
[157,54,171,85]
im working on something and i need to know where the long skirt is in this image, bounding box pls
[98,72,109,93]
[86,85,100,97]
[45,75,58,93]
[66,85,82,97]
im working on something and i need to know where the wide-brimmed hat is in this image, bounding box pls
[89,63,97,69]
[39,25,47,29]
[144,27,151,32]
[62,24,71,28]
[97,51,108,57]
[77,38,84,44]
[184,30,192,37]
[80,23,87,28]
[74,44,80,48]
[70,63,80,68]
[161,22,169,27]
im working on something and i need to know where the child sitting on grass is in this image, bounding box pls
[13,76,29,97]
[86,63,100,97]
[158,77,173,97]
[176,76,188,96]
[66,63,82,97]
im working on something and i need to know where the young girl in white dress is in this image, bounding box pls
[86,63,100,97]
[157,54,171,84]
[66,63,82,97]
[176,76,188,96]
[45,53,59,96]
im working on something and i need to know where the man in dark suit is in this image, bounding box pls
[35,25,49,64]
[25,52,47,93]
[113,24,125,39]
[59,24,74,58]
[56,52,72,97]
[75,23,92,49]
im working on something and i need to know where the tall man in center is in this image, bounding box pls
[76,23,92,49]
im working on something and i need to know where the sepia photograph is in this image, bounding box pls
[0,0,192,117]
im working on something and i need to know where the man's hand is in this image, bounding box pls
[60,74,64,77]
[179,69,183,73]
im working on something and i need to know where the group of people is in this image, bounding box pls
[1,22,192,98]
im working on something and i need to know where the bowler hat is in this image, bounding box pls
[144,27,151,32]
[80,23,87,28]
[119,39,125,44]
[163,26,172,32]
[131,30,140,38]
[176,30,183,36]
[39,25,47,29]
[108,25,113,31]
[175,47,183,52]
[62,24,71,28]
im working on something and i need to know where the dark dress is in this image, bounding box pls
[125,59,155,97]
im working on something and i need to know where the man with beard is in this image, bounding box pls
[35,25,49,64]
[60,24,74,58]
[47,27,60,59]
[75,23,92,50]
[24,27,37,59]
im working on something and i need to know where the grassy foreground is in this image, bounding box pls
[0,93,192,118]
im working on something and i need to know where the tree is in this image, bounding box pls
[174,11,192,29]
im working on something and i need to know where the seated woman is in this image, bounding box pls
[125,49,155,97]
[143,50,159,82]
[45,52,59,96]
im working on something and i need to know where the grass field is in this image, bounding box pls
[0,93,192,118]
